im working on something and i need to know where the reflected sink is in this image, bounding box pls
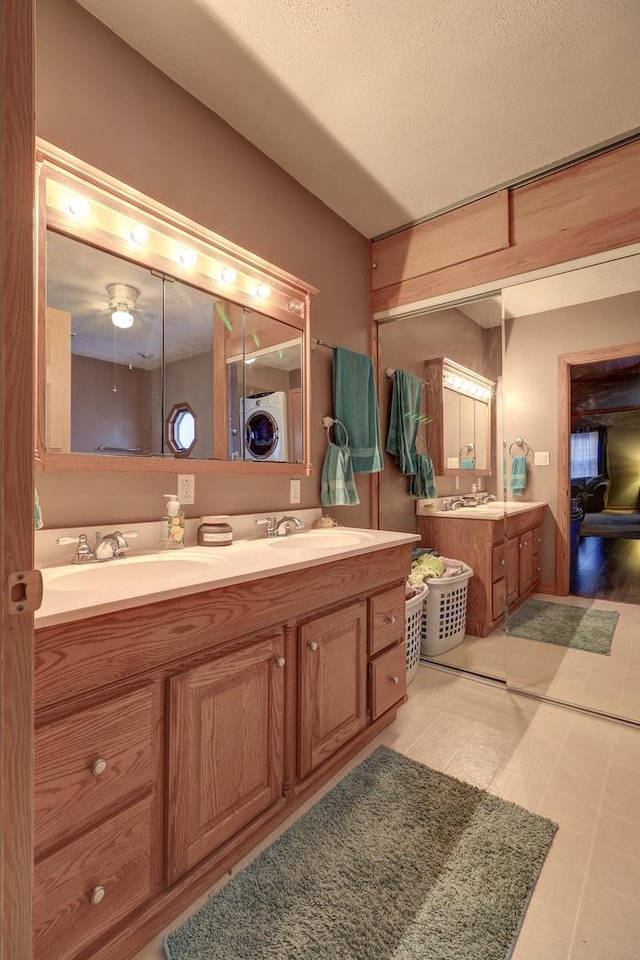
[266,531,372,550]
[45,553,229,594]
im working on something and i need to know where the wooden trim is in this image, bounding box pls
[556,340,640,595]
[39,450,313,476]
[372,140,640,313]
[0,1,35,958]
[372,191,509,290]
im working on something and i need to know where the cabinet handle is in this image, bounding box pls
[498,559,505,566]
[275,656,286,668]
[308,641,318,652]
[91,758,108,777]
[390,675,399,684]
[519,543,523,549]
[90,885,106,905]
[536,537,542,543]
[386,615,397,624]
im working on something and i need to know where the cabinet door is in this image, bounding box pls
[519,531,534,595]
[167,633,285,881]
[299,602,367,779]
[505,537,520,606]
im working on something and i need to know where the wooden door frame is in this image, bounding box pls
[0,1,35,958]
[556,340,640,595]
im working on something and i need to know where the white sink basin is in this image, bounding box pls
[267,531,372,550]
[45,553,229,594]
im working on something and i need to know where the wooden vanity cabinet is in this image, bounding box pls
[34,543,413,960]
[417,505,545,637]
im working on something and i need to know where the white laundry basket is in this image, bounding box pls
[420,564,473,656]
[405,582,429,684]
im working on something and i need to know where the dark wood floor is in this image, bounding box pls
[570,535,640,604]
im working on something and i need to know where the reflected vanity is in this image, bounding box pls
[37,141,316,474]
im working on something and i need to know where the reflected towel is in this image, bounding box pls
[510,455,527,495]
[321,443,360,506]
[333,347,382,474]
[386,369,423,475]
[460,458,475,470]
[34,489,43,530]
[410,453,438,498]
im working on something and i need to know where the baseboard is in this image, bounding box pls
[537,581,556,595]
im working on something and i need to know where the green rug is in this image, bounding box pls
[164,745,557,960]
[507,598,619,655]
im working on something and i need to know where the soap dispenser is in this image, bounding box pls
[162,494,185,549]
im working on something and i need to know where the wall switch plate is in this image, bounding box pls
[534,451,550,466]
[178,474,195,504]
[289,479,301,504]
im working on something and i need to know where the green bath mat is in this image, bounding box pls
[507,598,619,655]
[164,745,557,960]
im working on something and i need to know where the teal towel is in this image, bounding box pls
[410,453,438,498]
[511,455,527,495]
[460,458,475,470]
[34,489,43,530]
[386,370,423,475]
[333,347,382,474]
[321,443,360,506]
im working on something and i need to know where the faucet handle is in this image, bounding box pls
[56,533,93,563]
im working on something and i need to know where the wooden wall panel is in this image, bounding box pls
[372,140,640,313]
[371,191,509,291]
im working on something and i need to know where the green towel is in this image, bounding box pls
[386,370,423,475]
[333,347,382,474]
[34,489,43,530]
[460,458,475,470]
[510,455,527,495]
[410,453,438,498]
[321,443,360,506]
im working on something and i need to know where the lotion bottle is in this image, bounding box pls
[162,494,185,549]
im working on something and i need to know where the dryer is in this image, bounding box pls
[241,391,288,462]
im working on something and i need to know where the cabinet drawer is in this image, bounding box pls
[35,683,159,853]
[34,793,155,960]
[369,642,407,720]
[369,584,405,656]
[492,544,506,582]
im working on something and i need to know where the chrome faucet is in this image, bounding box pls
[442,497,474,511]
[56,529,138,563]
[255,515,304,538]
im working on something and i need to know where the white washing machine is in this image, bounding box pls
[242,391,288,462]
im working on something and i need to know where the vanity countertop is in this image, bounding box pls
[36,527,420,629]
[427,500,547,520]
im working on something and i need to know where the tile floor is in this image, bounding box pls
[134,664,640,960]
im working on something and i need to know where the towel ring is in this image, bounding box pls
[509,438,531,456]
[415,433,426,451]
[323,416,349,447]
[458,442,475,456]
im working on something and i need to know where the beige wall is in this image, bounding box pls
[503,290,640,582]
[36,0,373,529]
[379,307,501,533]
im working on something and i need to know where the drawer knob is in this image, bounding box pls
[499,559,505,566]
[90,885,106,905]
[390,675,400,684]
[91,758,108,777]
[536,537,542,543]
[386,615,397,624]
[275,656,286,668]
[308,641,319,652]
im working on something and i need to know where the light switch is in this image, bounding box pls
[289,479,301,504]
[534,451,550,466]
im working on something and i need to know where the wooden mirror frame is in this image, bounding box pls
[35,139,317,476]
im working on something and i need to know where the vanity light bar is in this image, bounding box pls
[443,370,492,401]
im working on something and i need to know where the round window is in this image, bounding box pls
[166,401,198,457]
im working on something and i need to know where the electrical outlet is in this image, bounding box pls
[289,478,301,504]
[178,474,195,504]
[534,451,550,466]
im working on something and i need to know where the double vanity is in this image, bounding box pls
[34,525,418,960]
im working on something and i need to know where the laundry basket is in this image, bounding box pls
[405,582,429,684]
[420,564,473,656]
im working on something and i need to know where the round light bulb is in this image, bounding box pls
[180,248,198,268]
[67,195,90,219]
[221,267,237,284]
[130,223,150,245]
[112,309,134,329]
[254,283,270,300]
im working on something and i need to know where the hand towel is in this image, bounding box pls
[409,452,438,498]
[34,489,44,530]
[460,458,475,470]
[333,347,382,474]
[386,369,423,475]
[510,455,527,495]
[321,443,360,506]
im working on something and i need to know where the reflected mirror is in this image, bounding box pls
[45,230,304,463]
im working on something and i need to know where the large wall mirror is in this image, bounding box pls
[37,141,315,474]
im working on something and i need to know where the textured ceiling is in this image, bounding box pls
[75,0,640,237]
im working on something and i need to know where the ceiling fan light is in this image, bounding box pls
[112,309,134,329]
